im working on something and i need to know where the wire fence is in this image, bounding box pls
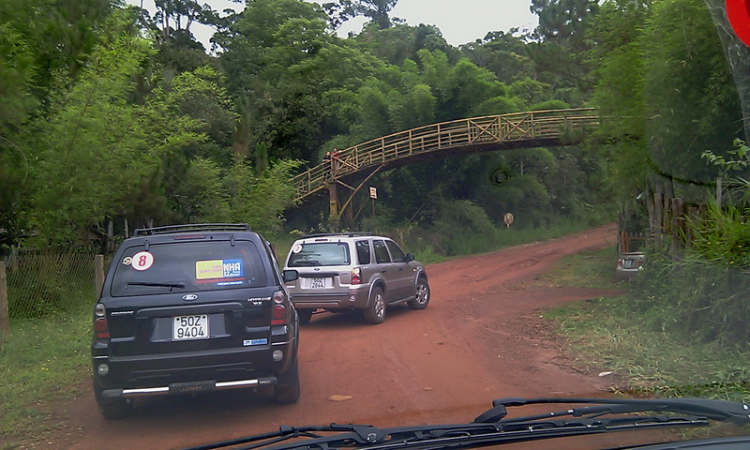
[0,251,105,336]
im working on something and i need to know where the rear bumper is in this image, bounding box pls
[92,326,298,394]
[99,376,277,399]
[290,286,370,311]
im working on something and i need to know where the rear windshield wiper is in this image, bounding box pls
[179,397,750,450]
[127,281,185,289]
[290,261,322,267]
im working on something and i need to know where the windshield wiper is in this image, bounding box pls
[180,397,750,450]
[127,281,185,289]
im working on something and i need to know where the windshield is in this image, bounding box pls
[4,0,750,449]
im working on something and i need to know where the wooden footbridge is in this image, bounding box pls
[292,108,599,221]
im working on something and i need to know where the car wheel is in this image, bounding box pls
[94,379,133,419]
[298,309,313,325]
[274,359,301,404]
[363,286,386,324]
[408,277,430,310]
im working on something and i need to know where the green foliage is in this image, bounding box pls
[325,0,398,30]
[431,199,498,256]
[702,139,750,174]
[641,0,742,184]
[509,78,554,109]
[224,159,303,236]
[539,245,750,400]
[26,22,160,243]
[621,205,750,350]
[0,23,37,132]
[460,30,532,84]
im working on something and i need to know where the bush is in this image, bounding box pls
[626,204,750,349]
[432,199,499,256]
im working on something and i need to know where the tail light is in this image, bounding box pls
[94,303,110,339]
[272,290,289,325]
[351,267,362,285]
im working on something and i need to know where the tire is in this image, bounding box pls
[274,359,301,404]
[363,286,386,324]
[298,309,313,325]
[408,277,430,310]
[94,379,133,420]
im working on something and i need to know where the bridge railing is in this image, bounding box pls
[292,108,598,202]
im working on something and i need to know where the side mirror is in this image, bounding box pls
[406,253,415,262]
[283,269,299,283]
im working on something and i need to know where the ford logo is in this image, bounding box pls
[182,294,198,301]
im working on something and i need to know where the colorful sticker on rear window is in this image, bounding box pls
[195,259,244,285]
[131,251,154,271]
[292,244,303,254]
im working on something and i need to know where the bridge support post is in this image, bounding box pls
[328,182,340,228]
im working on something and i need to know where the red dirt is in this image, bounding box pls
[8,224,673,450]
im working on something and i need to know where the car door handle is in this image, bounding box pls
[381,270,387,273]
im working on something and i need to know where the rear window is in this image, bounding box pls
[287,242,351,267]
[110,240,267,297]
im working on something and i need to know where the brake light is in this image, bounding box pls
[351,267,362,285]
[94,303,110,339]
[272,290,288,325]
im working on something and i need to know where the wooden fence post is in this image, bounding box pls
[95,255,105,300]
[0,262,9,344]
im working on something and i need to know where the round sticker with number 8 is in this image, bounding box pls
[132,251,154,271]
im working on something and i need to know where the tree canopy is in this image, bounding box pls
[0,0,745,253]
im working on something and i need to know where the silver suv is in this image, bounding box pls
[282,233,430,324]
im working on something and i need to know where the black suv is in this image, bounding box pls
[91,224,300,419]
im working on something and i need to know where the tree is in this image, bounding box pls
[527,0,599,98]
[588,0,650,201]
[460,29,533,84]
[217,0,333,162]
[641,0,742,189]
[323,0,398,30]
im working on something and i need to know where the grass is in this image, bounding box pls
[541,248,750,402]
[0,302,92,446]
[535,246,621,289]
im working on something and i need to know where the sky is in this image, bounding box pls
[125,0,538,48]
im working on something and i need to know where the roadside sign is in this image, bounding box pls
[503,212,514,228]
[369,187,377,199]
[727,0,750,47]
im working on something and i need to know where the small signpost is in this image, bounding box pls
[370,187,377,230]
[504,212,514,229]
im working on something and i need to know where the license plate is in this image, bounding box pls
[623,259,635,268]
[309,277,328,289]
[173,314,209,341]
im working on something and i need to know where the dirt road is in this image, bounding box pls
[31,223,653,450]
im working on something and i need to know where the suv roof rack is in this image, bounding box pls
[133,223,250,236]
[301,232,373,239]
